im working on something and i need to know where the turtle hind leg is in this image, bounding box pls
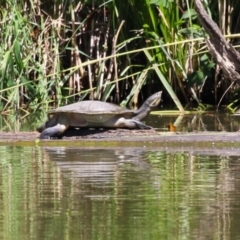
[37,115,58,133]
[37,123,46,133]
[39,124,68,139]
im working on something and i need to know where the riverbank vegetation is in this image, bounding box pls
[1,0,240,114]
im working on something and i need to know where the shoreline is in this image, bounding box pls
[0,130,239,149]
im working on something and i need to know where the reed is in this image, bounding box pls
[0,0,239,113]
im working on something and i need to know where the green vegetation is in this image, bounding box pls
[0,0,240,114]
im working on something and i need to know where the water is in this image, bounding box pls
[1,146,240,239]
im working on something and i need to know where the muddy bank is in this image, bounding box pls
[0,129,239,149]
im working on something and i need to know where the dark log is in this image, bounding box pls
[194,0,240,80]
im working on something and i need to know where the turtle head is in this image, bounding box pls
[134,91,162,120]
[145,91,162,110]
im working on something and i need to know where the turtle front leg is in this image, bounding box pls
[130,119,153,129]
[114,118,153,129]
[39,123,69,139]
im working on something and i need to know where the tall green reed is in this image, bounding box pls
[0,0,238,114]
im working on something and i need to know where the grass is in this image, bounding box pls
[0,0,239,115]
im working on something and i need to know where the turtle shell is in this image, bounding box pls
[48,101,135,123]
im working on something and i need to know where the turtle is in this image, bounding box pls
[37,91,162,139]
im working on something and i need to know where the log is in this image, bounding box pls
[194,0,240,80]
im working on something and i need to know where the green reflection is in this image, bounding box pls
[0,147,240,239]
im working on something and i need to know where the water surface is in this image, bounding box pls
[1,146,240,239]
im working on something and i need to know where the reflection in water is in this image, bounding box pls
[1,146,240,239]
[46,148,153,185]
